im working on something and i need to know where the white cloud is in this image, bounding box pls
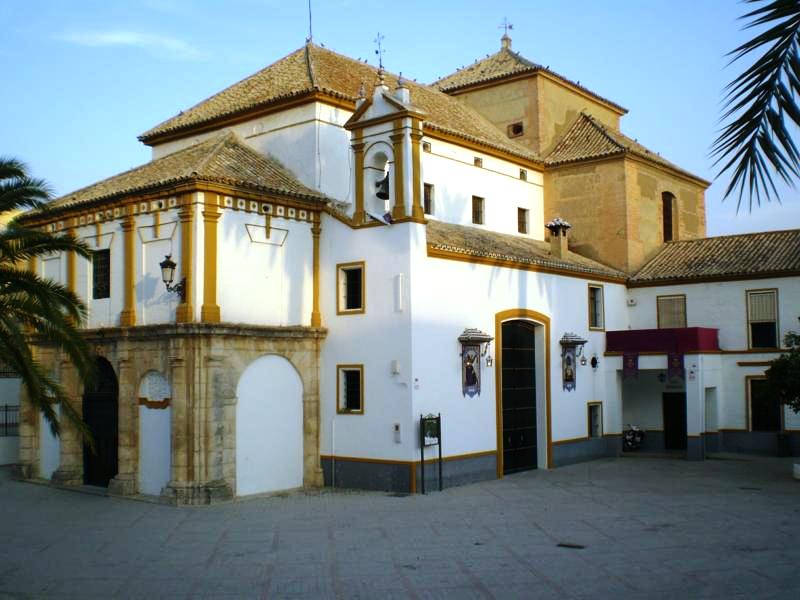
[57,31,204,60]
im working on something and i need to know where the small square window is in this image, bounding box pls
[588,403,603,438]
[657,295,686,329]
[92,249,110,300]
[338,365,364,414]
[423,183,434,215]
[588,284,604,330]
[422,141,432,153]
[473,157,483,168]
[337,262,365,314]
[747,289,778,349]
[472,196,484,225]
[519,169,527,181]
[517,207,529,234]
[507,122,524,138]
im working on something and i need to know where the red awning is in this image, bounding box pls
[606,327,719,354]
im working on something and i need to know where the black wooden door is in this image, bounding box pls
[662,392,687,450]
[502,321,537,474]
[83,358,119,487]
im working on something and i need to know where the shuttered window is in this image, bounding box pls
[472,196,484,225]
[337,365,364,414]
[337,262,365,314]
[747,290,778,348]
[588,285,604,329]
[92,249,110,300]
[657,295,686,329]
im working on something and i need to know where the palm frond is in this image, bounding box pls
[0,157,28,182]
[0,227,92,263]
[711,0,800,210]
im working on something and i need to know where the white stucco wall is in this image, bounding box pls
[421,138,544,238]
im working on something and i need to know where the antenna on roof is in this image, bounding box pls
[374,32,385,69]
[306,0,313,43]
[499,17,513,49]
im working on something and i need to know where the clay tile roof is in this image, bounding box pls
[630,229,800,284]
[47,132,326,211]
[139,44,541,164]
[433,47,626,113]
[545,113,709,184]
[426,220,626,281]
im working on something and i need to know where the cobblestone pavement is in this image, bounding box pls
[1,456,799,599]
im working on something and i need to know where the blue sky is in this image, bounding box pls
[3,0,800,235]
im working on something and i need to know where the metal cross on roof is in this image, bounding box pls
[374,32,385,69]
[499,17,513,36]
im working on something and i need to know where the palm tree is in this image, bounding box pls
[712,0,800,210]
[0,157,93,442]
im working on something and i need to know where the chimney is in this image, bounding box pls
[546,217,571,259]
[394,72,410,104]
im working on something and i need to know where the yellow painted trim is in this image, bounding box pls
[336,364,365,415]
[66,231,76,294]
[410,121,424,220]
[175,196,194,323]
[311,216,322,327]
[153,210,160,239]
[353,133,366,225]
[494,309,553,476]
[390,121,406,220]
[587,283,605,331]
[119,214,136,327]
[200,194,221,323]
[336,261,366,315]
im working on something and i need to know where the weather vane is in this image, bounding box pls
[499,17,513,36]
[374,32,385,69]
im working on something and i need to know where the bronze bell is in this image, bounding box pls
[375,172,390,200]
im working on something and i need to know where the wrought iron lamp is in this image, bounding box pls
[159,254,185,301]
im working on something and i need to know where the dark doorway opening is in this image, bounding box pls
[83,357,118,487]
[662,392,687,450]
[749,378,781,432]
[501,320,537,474]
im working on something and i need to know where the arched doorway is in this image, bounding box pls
[236,355,303,496]
[83,357,118,487]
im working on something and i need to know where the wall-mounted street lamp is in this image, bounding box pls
[159,254,185,301]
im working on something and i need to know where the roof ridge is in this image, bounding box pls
[191,131,237,175]
[305,42,318,89]
[579,112,627,152]
[664,228,800,243]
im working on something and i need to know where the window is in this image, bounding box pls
[662,192,675,242]
[747,289,778,349]
[337,365,364,414]
[422,141,431,153]
[517,208,529,234]
[519,169,527,181]
[92,249,110,300]
[507,122,524,138]
[337,262,365,314]
[423,183,434,215]
[588,284,605,330]
[588,402,603,438]
[472,196,484,225]
[657,295,686,328]
[748,377,780,432]
[473,157,483,168]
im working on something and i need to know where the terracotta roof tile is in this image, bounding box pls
[427,220,626,280]
[433,47,626,113]
[630,229,800,284]
[139,44,541,164]
[545,113,708,184]
[48,132,326,211]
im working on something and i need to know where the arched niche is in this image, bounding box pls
[137,370,171,496]
[364,143,394,217]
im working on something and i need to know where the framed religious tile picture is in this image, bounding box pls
[462,344,481,397]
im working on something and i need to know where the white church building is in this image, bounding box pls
[6,37,799,503]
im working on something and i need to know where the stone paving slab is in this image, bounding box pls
[1,456,799,599]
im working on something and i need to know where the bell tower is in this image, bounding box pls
[345,69,426,225]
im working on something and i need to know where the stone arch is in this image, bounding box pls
[494,309,552,474]
[235,354,304,496]
[82,356,119,487]
[137,370,171,495]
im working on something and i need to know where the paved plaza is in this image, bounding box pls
[1,456,799,599]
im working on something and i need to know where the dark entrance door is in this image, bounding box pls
[83,357,118,487]
[501,321,537,474]
[662,392,687,450]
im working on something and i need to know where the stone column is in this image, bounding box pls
[15,384,38,480]
[300,340,324,488]
[109,354,138,495]
[51,358,83,486]
[352,130,366,225]
[390,120,407,220]
[410,119,425,220]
